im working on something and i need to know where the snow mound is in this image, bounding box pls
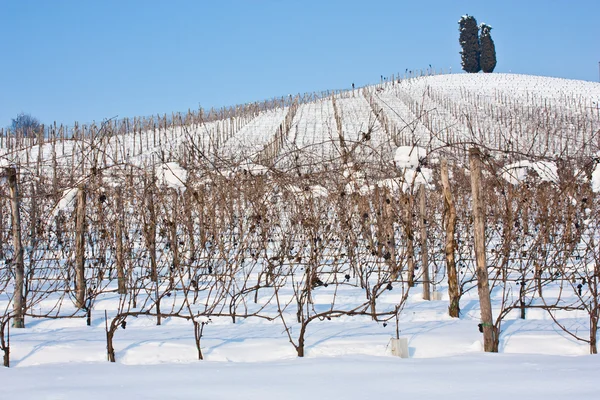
[501,160,558,185]
[384,146,432,193]
[393,146,427,169]
[156,162,188,192]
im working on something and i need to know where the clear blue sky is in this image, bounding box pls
[1,0,598,128]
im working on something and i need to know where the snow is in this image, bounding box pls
[592,159,600,193]
[283,98,338,165]
[2,73,598,175]
[3,355,599,399]
[377,167,433,193]
[394,146,427,169]
[335,95,389,159]
[287,184,330,198]
[3,282,594,363]
[2,295,598,399]
[342,162,371,195]
[155,161,187,191]
[378,74,600,157]
[310,184,329,198]
[50,187,79,218]
[501,160,559,185]
[238,161,269,176]
[385,146,433,192]
[221,108,288,159]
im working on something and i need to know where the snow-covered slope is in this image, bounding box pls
[1,73,600,398]
[3,73,599,171]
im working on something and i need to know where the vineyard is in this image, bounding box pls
[1,72,600,370]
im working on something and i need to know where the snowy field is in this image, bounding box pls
[2,266,600,399]
[2,286,600,399]
[2,73,600,398]
[4,354,600,399]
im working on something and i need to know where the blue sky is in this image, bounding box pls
[1,0,598,128]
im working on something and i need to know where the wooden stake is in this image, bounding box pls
[144,180,160,325]
[115,188,126,295]
[75,185,87,309]
[7,168,24,328]
[404,194,415,287]
[469,148,497,352]
[419,184,430,300]
[441,159,460,317]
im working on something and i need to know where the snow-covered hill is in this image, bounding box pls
[2,73,599,172]
[2,73,600,399]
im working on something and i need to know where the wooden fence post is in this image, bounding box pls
[419,184,430,300]
[404,194,415,287]
[75,185,87,309]
[7,168,24,328]
[168,191,179,290]
[115,188,126,295]
[441,159,460,317]
[144,179,160,325]
[469,148,497,352]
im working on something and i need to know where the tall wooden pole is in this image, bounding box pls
[469,148,497,352]
[75,185,87,309]
[115,188,126,295]
[419,185,430,300]
[144,180,160,325]
[404,194,415,287]
[7,168,24,328]
[168,192,179,290]
[441,159,460,317]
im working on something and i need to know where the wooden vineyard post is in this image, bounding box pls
[75,185,87,309]
[168,191,179,290]
[376,188,398,280]
[469,148,497,352]
[419,184,430,300]
[441,159,460,317]
[51,135,59,201]
[115,188,127,295]
[404,194,415,287]
[144,180,160,325]
[7,168,25,328]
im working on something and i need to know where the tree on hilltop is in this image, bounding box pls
[459,15,481,73]
[11,113,42,136]
[480,23,497,73]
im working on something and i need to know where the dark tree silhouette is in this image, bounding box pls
[480,24,497,73]
[11,113,41,136]
[459,15,481,73]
